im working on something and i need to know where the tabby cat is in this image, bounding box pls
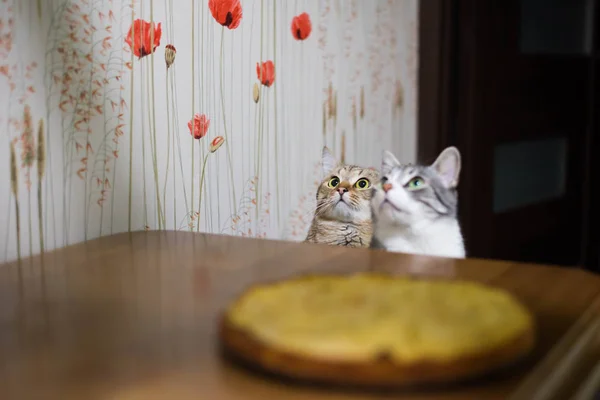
[305,147,379,247]
[370,147,466,258]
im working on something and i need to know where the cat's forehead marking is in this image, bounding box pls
[339,165,372,176]
[384,164,430,185]
[387,165,406,177]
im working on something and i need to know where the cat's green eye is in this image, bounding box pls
[354,178,370,190]
[327,176,340,188]
[406,176,425,190]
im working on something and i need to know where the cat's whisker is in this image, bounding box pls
[313,201,333,217]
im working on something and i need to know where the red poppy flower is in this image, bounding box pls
[291,13,312,40]
[210,136,225,153]
[125,19,162,59]
[256,61,275,87]
[209,0,243,30]
[188,113,210,139]
[165,44,176,68]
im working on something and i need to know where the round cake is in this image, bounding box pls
[219,273,536,388]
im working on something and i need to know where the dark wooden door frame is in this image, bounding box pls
[418,0,494,259]
[580,4,600,271]
[418,0,457,165]
[417,0,600,271]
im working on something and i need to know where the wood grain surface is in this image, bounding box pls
[0,231,599,400]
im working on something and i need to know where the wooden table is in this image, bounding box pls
[1,231,600,399]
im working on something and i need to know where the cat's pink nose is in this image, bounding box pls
[337,187,348,195]
[382,183,393,192]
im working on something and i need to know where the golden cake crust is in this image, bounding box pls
[219,273,536,388]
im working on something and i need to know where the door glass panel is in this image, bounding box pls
[493,137,567,213]
[520,0,594,55]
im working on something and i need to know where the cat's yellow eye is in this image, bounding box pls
[327,176,340,188]
[354,178,370,190]
[406,176,425,190]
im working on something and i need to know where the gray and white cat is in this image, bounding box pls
[370,147,466,258]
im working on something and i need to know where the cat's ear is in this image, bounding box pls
[432,146,461,189]
[321,146,338,175]
[381,151,400,176]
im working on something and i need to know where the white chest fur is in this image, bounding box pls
[374,219,466,259]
